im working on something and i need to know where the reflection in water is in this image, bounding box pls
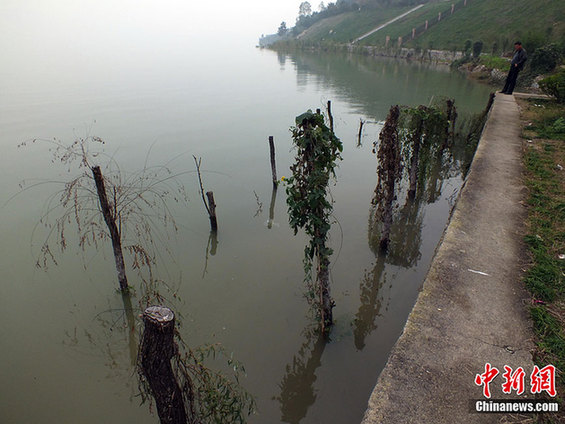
[357,103,468,347]
[121,291,138,366]
[423,144,450,204]
[202,231,219,278]
[253,190,264,218]
[277,51,287,70]
[63,297,141,379]
[287,50,489,124]
[384,196,424,268]
[268,186,278,229]
[353,253,389,351]
[276,331,326,424]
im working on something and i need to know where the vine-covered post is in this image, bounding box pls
[373,106,402,251]
[91,165,129,291]
[407,107,425,199]
[286,109,342,336]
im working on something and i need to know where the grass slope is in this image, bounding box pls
[298,5,413,43]
[407,0,565,51]
[293,0,565,53]
[359,1,455,46]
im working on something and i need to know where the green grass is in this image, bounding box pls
[521,98,565,394]
[359,1,455,47]
[525,100,565,141]
[409,0,565,53]
[478,54,511,72]
[299,5,412,43]
[293,0,565,54]
[531,306,565,386]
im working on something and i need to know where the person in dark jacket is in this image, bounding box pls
[501,42,527,95]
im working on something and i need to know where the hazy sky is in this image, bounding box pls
[0,0,311,84]
[0,0,304,51]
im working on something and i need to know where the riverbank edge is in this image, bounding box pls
[360,93,536,423]
[265,42,463,65]
[264,43,547,94]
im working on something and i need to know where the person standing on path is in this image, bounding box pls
[501,41,527,95]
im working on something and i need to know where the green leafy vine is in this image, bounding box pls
[285,110,343,335]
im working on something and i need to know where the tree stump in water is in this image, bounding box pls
[140,306,187,424]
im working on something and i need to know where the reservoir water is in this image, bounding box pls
[0,42,492,423]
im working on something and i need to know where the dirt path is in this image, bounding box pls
[352,4,424,43]
[361,93,535,423]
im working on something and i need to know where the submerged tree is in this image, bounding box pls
[286,109,342,336]
[138,306,256,424]
[399,101,456,199]
[18,136,187,291]
[372,105,402,251]
[372,100,457,251]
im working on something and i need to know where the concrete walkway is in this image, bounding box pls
[361,93,534,423]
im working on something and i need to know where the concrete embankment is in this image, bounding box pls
[361,93,535,423]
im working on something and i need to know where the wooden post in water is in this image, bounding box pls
[193,156,218,232]
[326,101,334,133]
[451,3,455,14]
[438,11,442,22]
[206,191,218,232]
[140,306,188,424]
[425,20,428,31]
[397,36,403,48]
[385,35,390,48]
[268,136,278,188]
[358,118,365,146]
[91,166,128,292]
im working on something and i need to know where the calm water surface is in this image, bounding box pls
[0,45,492,423]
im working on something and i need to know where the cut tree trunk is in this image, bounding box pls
[140,306,188,424]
